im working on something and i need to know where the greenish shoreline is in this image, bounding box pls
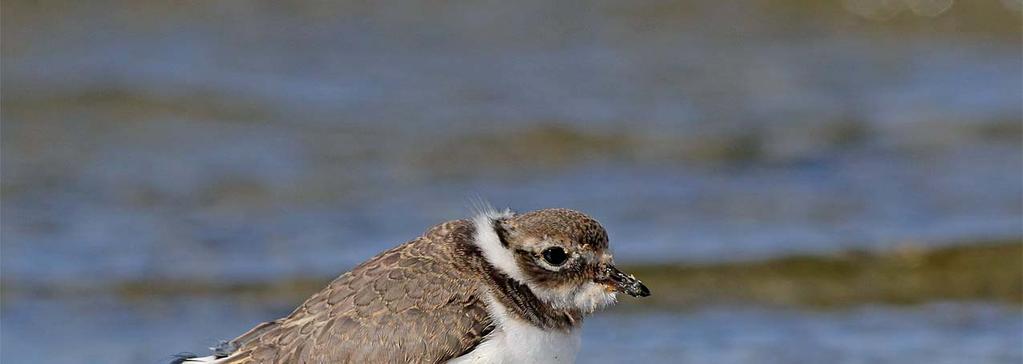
[4,241,1020,308]
[626,240,1022,308]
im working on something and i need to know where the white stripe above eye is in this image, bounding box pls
[471,208,527,283]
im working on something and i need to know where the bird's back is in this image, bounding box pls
[200,219,495,364]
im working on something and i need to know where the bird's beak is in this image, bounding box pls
[598,264,651,297]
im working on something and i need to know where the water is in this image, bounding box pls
[582,304,1022,364]
[2,1,1021,363]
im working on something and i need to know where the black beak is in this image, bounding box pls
[600,264,651,297]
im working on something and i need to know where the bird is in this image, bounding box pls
[173,207,650,364]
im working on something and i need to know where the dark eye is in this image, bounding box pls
[541,247,568,266]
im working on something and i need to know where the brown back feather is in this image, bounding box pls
[221,220,494,364]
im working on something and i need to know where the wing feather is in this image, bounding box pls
[222,220,493,364]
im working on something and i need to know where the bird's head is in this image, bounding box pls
[473,208,650,314]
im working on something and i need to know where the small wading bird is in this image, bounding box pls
[174,208,650,363]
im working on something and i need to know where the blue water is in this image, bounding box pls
[4,147,1019,285]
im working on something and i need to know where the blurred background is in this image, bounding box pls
[2,0,1021,363]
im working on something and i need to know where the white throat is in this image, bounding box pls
[447,291,581,364]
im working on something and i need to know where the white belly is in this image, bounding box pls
[448,293,581,364]
[448,319,581,364]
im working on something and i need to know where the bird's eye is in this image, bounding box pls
[541,247,568,266]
